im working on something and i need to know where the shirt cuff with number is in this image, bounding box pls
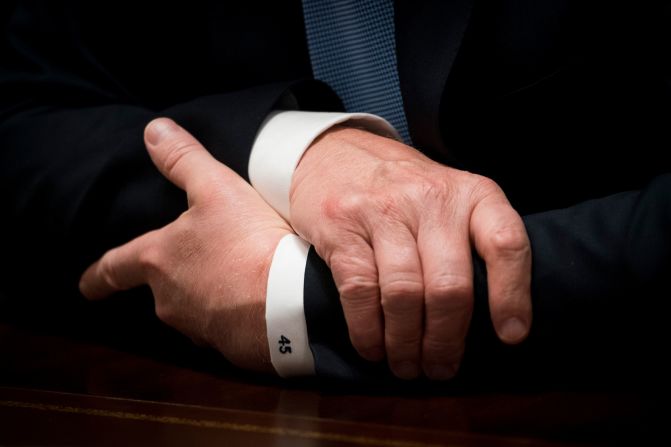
[249,110,399,377]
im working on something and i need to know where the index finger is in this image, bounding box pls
[79,230,157,300]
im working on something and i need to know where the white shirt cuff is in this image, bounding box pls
[248,110,400,221]
[265,234,314,377]
[255,111,399,377]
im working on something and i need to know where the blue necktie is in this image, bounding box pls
[303,0,412,144]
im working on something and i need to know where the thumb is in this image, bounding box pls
[144,118,240,200]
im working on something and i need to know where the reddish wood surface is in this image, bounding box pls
[0,324,653,446]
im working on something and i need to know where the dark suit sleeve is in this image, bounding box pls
[304,174,671,386]
[0,2,339,302]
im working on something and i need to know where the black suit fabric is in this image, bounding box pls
[0,1,338,299]
[305,175,671,384]
[1,0,669,382]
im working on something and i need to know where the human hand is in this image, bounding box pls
[79,118,293,373]
[290,126,532,380]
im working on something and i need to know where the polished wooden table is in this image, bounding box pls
[0,321,654,446]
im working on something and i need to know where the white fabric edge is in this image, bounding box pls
[248,110,401,221]
[265,234,314,377]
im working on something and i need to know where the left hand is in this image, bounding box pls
[289,126,532,380]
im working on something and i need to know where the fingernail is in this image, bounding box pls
[361,346,385,362]
[146,118,178,145]
[500,317,528,343]
[393,362,419,380]
[426,364,457,381]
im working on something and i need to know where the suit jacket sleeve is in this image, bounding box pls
[0,1,340,303]
[303,174,671,386]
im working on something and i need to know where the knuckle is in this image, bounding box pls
[162,140,200,176]
[382,279,424,301]
[423,337,464,360]
[329,249,378,294]
[470,175,501,196]
[322,193,367,221]
[349,325,382,348]
[488,227,530,258]
[425,276,472,311]
[338,276,379,303]
[375,194,396,216]
[387,333,423,353]
[99,251,122,290]
[138,244,161,274]
[378,162,447,203]
[423,337,463,355]
[348,314,380,334]
[381,279,424,311]
[373,194,409,222]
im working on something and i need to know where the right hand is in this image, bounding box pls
[79,118,293,373]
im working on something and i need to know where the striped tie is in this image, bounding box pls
[303,0,412,144]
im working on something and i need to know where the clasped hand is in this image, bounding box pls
[290,126,532,380]
[80,119,532,380]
